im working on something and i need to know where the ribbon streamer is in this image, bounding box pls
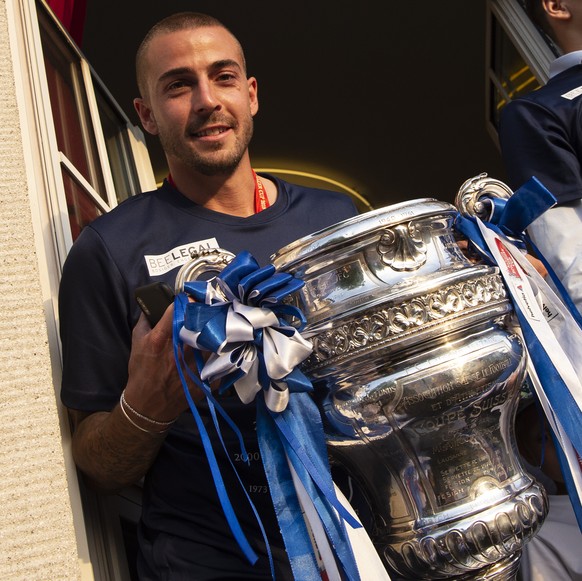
[455,177,582,530]
[173,250,380,579]
[476,222,582,529]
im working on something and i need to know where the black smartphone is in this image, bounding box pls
[134,282,175,327]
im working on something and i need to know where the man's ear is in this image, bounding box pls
[133,98,159,135]
[248,77,259,117]
[543,0,572,21]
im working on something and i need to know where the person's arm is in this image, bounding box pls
[68,307,197,493]
[68,407,165,493]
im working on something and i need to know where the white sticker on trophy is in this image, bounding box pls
[144,238,220,276]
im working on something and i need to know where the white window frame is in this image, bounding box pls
[488,0,555,83]
[6,0,156,578]
[35,0,156,249]
[485,0,556,145]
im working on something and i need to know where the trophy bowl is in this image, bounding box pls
[271,198,547,580]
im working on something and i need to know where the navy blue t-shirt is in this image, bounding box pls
[499,64,582,204]
[59,175,358,579]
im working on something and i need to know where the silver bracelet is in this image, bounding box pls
[119,397,158,434]
[119,390,176,433]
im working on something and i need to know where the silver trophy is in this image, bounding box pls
[270,192,547,579]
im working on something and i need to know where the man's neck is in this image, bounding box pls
[553,24,582,55]
[167,160,278,217]
[168,164,256,217]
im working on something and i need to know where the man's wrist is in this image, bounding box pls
[119,389,178,434]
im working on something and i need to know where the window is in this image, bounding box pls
[37,0,154,242]
[95,85,141,204]
[486,0,556,143]
[488,15,541,130]
[24,2,157,578]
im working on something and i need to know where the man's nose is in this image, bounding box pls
[193,81,220,113]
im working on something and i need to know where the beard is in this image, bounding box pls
[159,114,254,177]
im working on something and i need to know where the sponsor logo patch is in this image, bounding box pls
[145,238,220,276]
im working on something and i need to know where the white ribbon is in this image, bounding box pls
[476,219,582,509]
[179,299,313,412]
[288,457,392,581]
[477,220,582,408]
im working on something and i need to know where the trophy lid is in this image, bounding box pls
[271,198,457,270]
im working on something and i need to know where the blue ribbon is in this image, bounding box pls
[455,176,556,259]
[552,431,582,528]
[256,398,321,577]
[257,394,361,580]
[458,176,582,328]
[172,294,261,567]
[488,176,556,237]
[180,252,313,408]
[173,251,363,579]
[454,176,582,530]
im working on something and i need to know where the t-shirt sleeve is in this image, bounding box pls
[59,225,132,412]
[499,98,582,204]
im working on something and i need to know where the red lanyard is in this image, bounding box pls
[167,172,270,214]
[253,171,270,214]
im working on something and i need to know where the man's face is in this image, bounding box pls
[135,26,258,176]
[568,0,582,20]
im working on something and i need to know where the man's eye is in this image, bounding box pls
[168,80,188,91]
[216,72,236,83]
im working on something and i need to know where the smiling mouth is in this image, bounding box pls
[193,127,229,138]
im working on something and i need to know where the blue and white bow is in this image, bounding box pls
[173,251,382,580]
[179,251,313,413]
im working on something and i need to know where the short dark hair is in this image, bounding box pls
[135,12,246,98]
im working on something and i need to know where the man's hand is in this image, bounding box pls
[457,237,548,277]
[124,305,195,424]
[524,253,548,278]
[68,303,203,493]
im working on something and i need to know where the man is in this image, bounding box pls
[498,2,582,579]
[59,12,357,579]
[499,0,582,308]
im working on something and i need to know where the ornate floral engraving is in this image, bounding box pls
[305,273,507,370]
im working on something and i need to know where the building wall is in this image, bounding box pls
[0,0,83,578]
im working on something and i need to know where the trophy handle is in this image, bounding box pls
[174,248,235,293]
[455,172,513,220]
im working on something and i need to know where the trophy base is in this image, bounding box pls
[388,552,521,581]
[455,552,521,580]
